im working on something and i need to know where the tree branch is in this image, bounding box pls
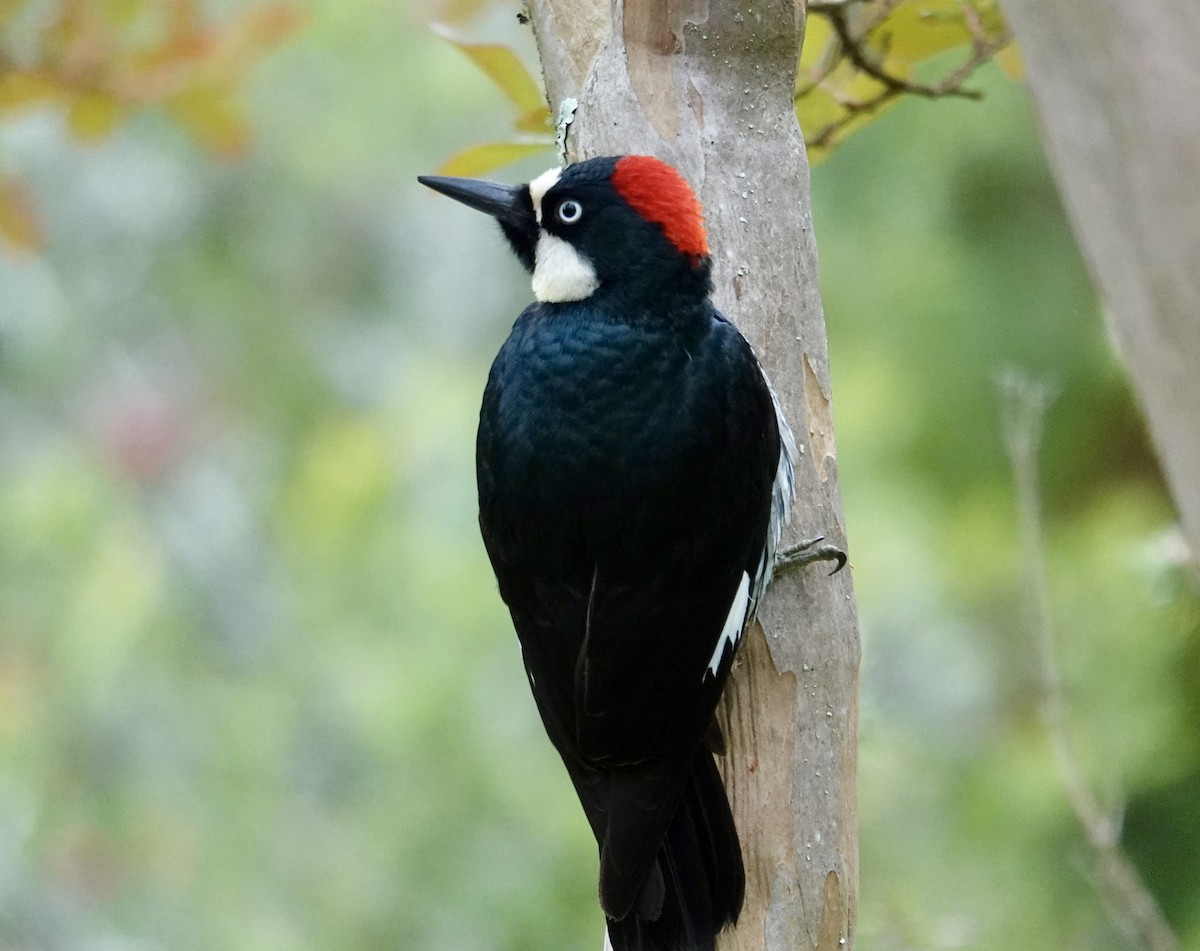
[1000,370,1180,951]
[800,0,1009,150]
[999,0,1200,560]
[525,1,860,948]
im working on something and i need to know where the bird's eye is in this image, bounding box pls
[556,200,583,224]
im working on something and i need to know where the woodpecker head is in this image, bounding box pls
[418,156,712,307]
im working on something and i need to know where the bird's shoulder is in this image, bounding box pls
[485,300,761,396]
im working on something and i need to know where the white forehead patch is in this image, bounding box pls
[532,232,598,302]
[528,166,562,224]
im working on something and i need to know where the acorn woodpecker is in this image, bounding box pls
[418,156,843,951]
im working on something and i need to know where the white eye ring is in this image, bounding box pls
[556,200,583,224]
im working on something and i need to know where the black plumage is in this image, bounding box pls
[419,156,793,951]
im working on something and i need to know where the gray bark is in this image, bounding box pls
[1001,0,1200,558]
[524,1,860,948]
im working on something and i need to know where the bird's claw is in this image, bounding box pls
[775,535,848,576]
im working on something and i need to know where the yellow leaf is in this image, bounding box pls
[68,91,124,143]
[822,56,892,104]
[431,24,546,117]
[799,14,835,75]
[807,141,834,166]
[796,85,850,137]
[437,140,554,178]
[870,0,973,66]
[841,68,895,104]
[0,177,43,254]
[967,0,1009,36]
[166,86,250,157]
[995,41,1025,81]
[0,72,67,110]
[796,0,1014,160]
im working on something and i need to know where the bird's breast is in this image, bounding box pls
[481,310,714,520]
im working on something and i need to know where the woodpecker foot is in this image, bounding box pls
[776,536,847,576]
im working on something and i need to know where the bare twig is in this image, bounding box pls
[999,369,1180,951]
[824,4,984,100]
[799,0,1010,151]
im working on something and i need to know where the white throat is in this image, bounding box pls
[532,231,599,302]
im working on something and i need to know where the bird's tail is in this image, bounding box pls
[605,750,744,951]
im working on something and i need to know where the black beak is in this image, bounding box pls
[419,173,539,273]
[417,175,533,230]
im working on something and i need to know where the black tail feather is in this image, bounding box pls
[606,751,744,951]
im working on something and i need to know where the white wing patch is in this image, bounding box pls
[701,366,797,683]
[533,232,599,302]
[707,571,751,677]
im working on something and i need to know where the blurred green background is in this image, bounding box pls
[2,2,1198,950]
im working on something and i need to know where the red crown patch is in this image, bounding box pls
[611,156,709,259]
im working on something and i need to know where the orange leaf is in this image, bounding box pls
[0,177,43,254]
[214,2,303,76]
[433,0,497,27]
[514,105,553,134]
[238,3,304,47]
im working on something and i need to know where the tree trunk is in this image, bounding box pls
[1000,0,1200,559]
[524,2,860,948]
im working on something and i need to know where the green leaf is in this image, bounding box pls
[437,140,553,177]
[431,24,546,117]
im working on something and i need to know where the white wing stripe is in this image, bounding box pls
[700,365,797,682]
[707,571,751,677]
[756,378,797,608]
